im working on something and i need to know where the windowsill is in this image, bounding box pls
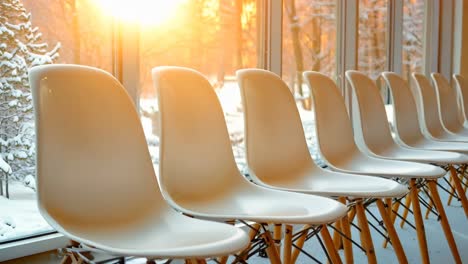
[0,233,69,262]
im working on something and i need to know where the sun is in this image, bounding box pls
[96,0,186,26]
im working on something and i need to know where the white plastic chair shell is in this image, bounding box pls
[346,70,468,166]
[29,64,249,259]
[431,72,468,136]
[237,68,407,199]
[412,73,468,142]
[453,74,468,125]
[153,66,347,225]
[301,70,445,179]
[382,72,468,154]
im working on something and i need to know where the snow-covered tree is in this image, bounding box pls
[402,0,424,80]
[0,0,60,192]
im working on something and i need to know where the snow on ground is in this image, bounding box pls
[0,181,53,243]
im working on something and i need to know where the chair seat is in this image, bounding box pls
[447,126,468,137]
[258,168,408,198]
[431,130,468,143]
[408,137,468,155]
[170,181,347,225]
[377,145,468,165]
[54,208,249,259]
[329,151,446,179]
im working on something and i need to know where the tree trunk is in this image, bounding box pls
[284,0,307,109]
[309,6,323,110]
[5,174,8,199]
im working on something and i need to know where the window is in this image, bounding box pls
[283,0,337,107]
[402,0,424,80]
[282,0,337,163]
[1,0,114,243]
[138,0,260,172]
[358,0,388,101]
[358,0,388,77]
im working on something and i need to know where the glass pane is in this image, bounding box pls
[402,0,424,80]
[139,0,259,172]
[358,0,388,101]
[282,0,337,165]
[1,0,113,243]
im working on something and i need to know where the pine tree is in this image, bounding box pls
[0,0,60,194]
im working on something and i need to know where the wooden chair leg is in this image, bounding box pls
[383,197,401,248]
[262,230,281,264]
[463,175,468,193]
[400,195,412,228]
[291,225,311,264]
[332,220,343,250]
[376,199,408,264]
[459,165,468,193]
[385,198,392,215]
[409,179,430,264]
[273,224,282,257]
[348,207,357,223]
[283,225,293,264]
[447,173,456,206]
[390,198,401,225]
[355,201,377,264]
[217,256,228,264]
[321,224,343,264]
[449,165,468,218]
[427,180,463,264]
[332,197,346,250]
[339,197,354,264]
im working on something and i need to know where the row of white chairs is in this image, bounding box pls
[28,64,467,264]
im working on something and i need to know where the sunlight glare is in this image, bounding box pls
[96,0,186,26]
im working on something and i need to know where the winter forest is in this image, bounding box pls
[1,0,424,242]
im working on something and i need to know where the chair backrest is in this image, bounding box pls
[153,66,241,207]
[381,72,426,146]
[30,64,164,229]
[452,74,468,123]
[345,70,395,155]
[303,71,360,167]
[412,73,447,138]
[431,73,462,132]
[237,69,316,184]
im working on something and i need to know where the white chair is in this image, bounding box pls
[381,72,468,153]
[383,72,468,209]
[412,73,468,142]
[237,68,409,264]
[346,70,465,263]
[349,71,467,164]
[305,70,453,264]
[431,73,468,137]
[152,66,347,264]
[453,74,468,127]
[29,64,250,263]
